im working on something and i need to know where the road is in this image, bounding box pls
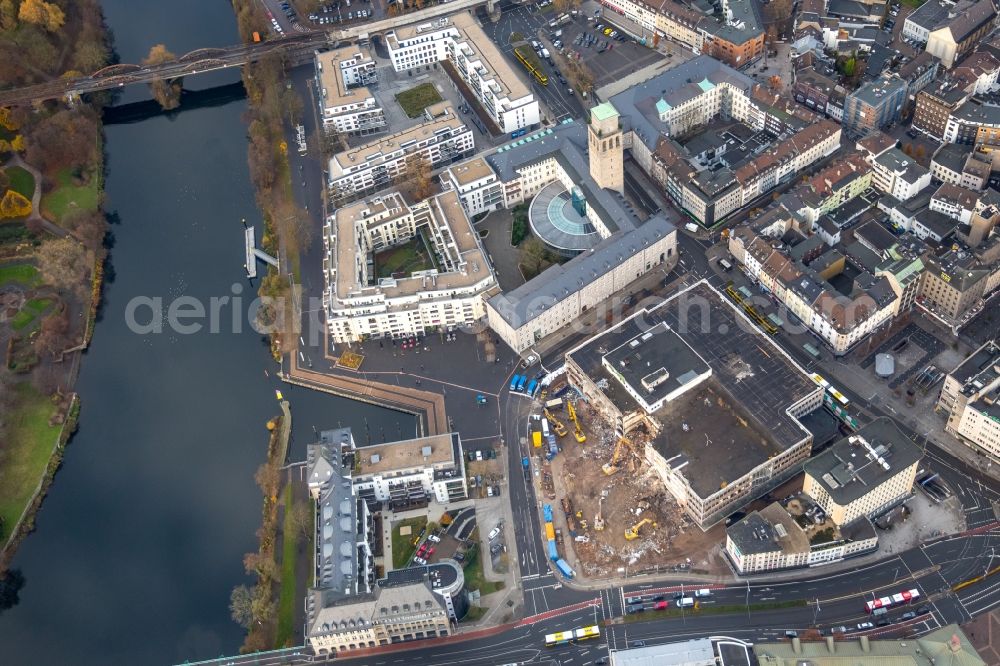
[485,3,586,122]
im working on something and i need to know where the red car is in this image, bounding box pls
[426,546,435,556]
[417,544,427,557]
[655,601,668,610]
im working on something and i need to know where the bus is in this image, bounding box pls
[574,625,601,641]
[865,588,919,613]
[517,375,528,392]
[526,379,538,396]
[544,630,575,647]
[809,373,830,389]
[510,375,521,391]
[513,46,549,86]
[828,387,850,407]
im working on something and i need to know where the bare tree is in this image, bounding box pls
[229,585,254,629]
[35,238,89,294]
[143,44,182,110]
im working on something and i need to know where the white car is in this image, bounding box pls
[428,534,441,543]
[857,622,874,630]
[488,526,501,540]
[413,556,427,565]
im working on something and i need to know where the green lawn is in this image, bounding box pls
[0,263,41,288]
[0,383,61,541]
[395,83,443,118]
[391,516,427,569]
[374,238,434,278]
[462,542,505,596]
[41,167,101,224]
[4,166,35,200]
[275,482,299,647]
[11,298,52,331]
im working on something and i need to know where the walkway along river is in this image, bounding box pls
[0,3,414,663]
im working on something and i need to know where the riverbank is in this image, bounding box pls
[0,1,112,569]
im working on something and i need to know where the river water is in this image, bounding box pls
[0,2,413,664]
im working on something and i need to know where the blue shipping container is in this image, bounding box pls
[548,539,559,561]
[555,558,574,579]
[543,504,553,522]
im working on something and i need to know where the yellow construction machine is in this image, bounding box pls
[544,408,568,438]
[602,437,629,475]
[624,518,656,540]
[566,401,586,443]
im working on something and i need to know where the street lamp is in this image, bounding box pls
[746,579,751,622]
[813,597,821,626]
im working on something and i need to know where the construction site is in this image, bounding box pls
[528,281,824,581]
[529,389,730,579]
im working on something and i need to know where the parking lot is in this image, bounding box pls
[545,16,668,89]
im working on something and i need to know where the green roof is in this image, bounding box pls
[697,77,715,92]
[591,102,619,122]
[655,98,671,114]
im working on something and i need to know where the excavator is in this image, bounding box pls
[566,401,586,443]
[624,518,656,540]
[602,437,629,475]
[544,408,568,438]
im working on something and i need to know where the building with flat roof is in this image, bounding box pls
[352,432,468,508]
[384,14,540,134]
[314,47,385,136]
[842,74,908,138]
[438,156,503,218]
[725,500,878,574]
[323,189,497,343]
[327,104,474,205]
[919,238,1000,322]
[565,280,823,529]
[802,417,922,525]
[937,340,1000,460]
[753,625,984,666]
[611,637,718,666]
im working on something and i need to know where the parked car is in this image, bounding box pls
[428,534,442,543]
[488,526,501,540]
[413,556,426,565]
[857,622,874,630]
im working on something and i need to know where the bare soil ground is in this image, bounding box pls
[546,401,729,578]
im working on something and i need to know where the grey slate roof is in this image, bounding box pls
[485,122,639,234]
[486,215,677,328]
[607,55,754,151]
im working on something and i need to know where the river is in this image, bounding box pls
[0,2,414,664]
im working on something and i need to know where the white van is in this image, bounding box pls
[694,589,712,598]
[676,597,695,608]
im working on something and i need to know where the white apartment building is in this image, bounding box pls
[324,190,496,343]
[315,48,384,135]
[384,14,540,134]
[725,502,878,574]
[802,418,922,526]
[871,148,933,201]
[439,157,504,218]
[352,433,468,508]
[937,340,1000,460]
[327,106,474,203]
